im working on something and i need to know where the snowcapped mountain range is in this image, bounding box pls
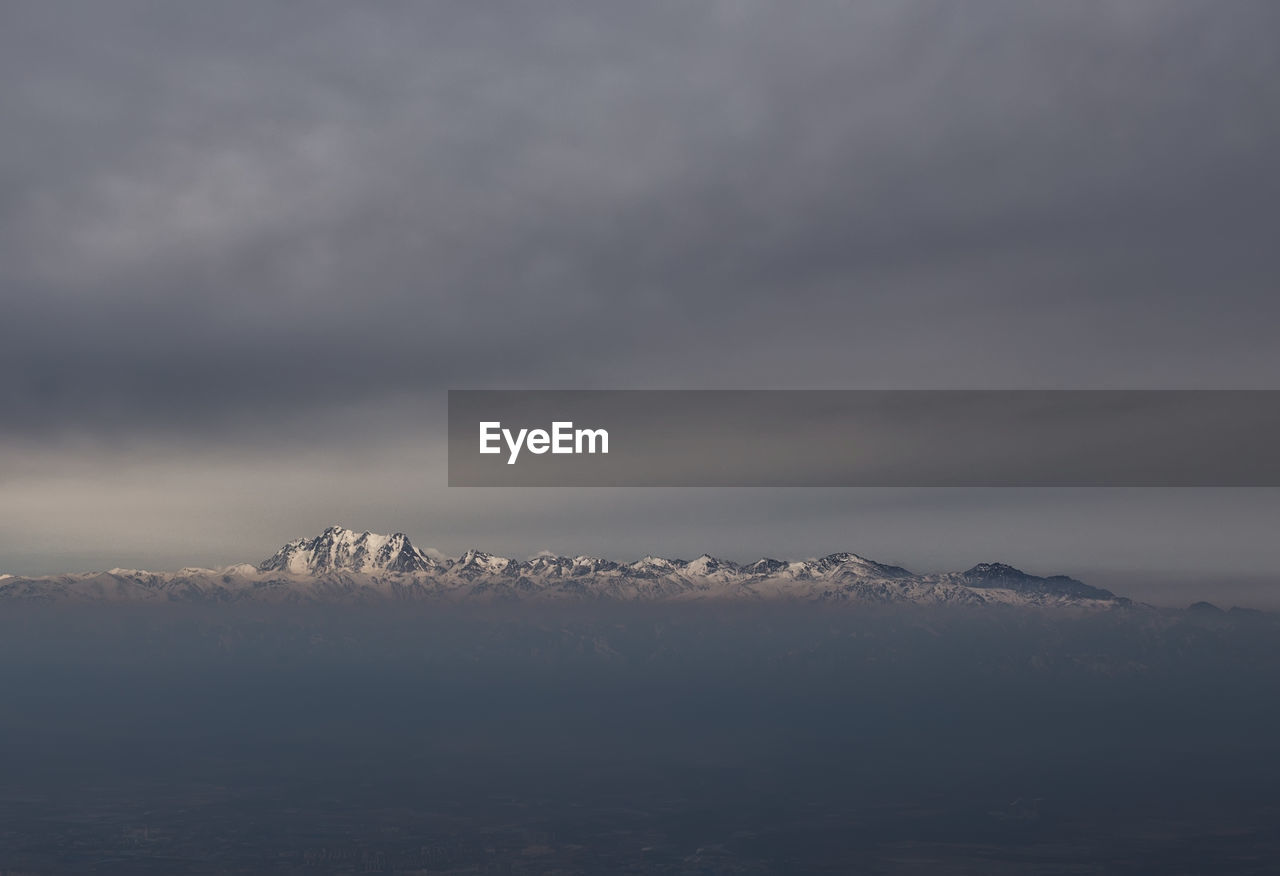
[0,525,1127,608]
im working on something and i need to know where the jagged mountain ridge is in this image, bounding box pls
[0,526,1131,608]
[260,526,438,575]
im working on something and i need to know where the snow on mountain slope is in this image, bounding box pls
[952,562,1116,600]
[0,526,1135,609]
[259,525,439,574]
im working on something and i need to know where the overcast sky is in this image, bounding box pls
[2,2,1278,602]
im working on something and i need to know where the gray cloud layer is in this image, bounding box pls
[2,2,1278,592]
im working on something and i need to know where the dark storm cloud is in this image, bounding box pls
[2,2,1280,589]
[3,0,1279,442]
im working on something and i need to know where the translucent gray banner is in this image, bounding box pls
[448,390,1280,487]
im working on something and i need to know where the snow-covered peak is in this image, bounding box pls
[259,526,438,575]
[220,563,262,577]
[744,557,787,576]
[792,552,914,580]
[681,554,739,578]
[964,562,1031,580]
[449,549,515,577]
[516,553,619,578]
[520,552,573,575]
[957,562,1113,600]
[628,555,684,579]
[632,555,679,568]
